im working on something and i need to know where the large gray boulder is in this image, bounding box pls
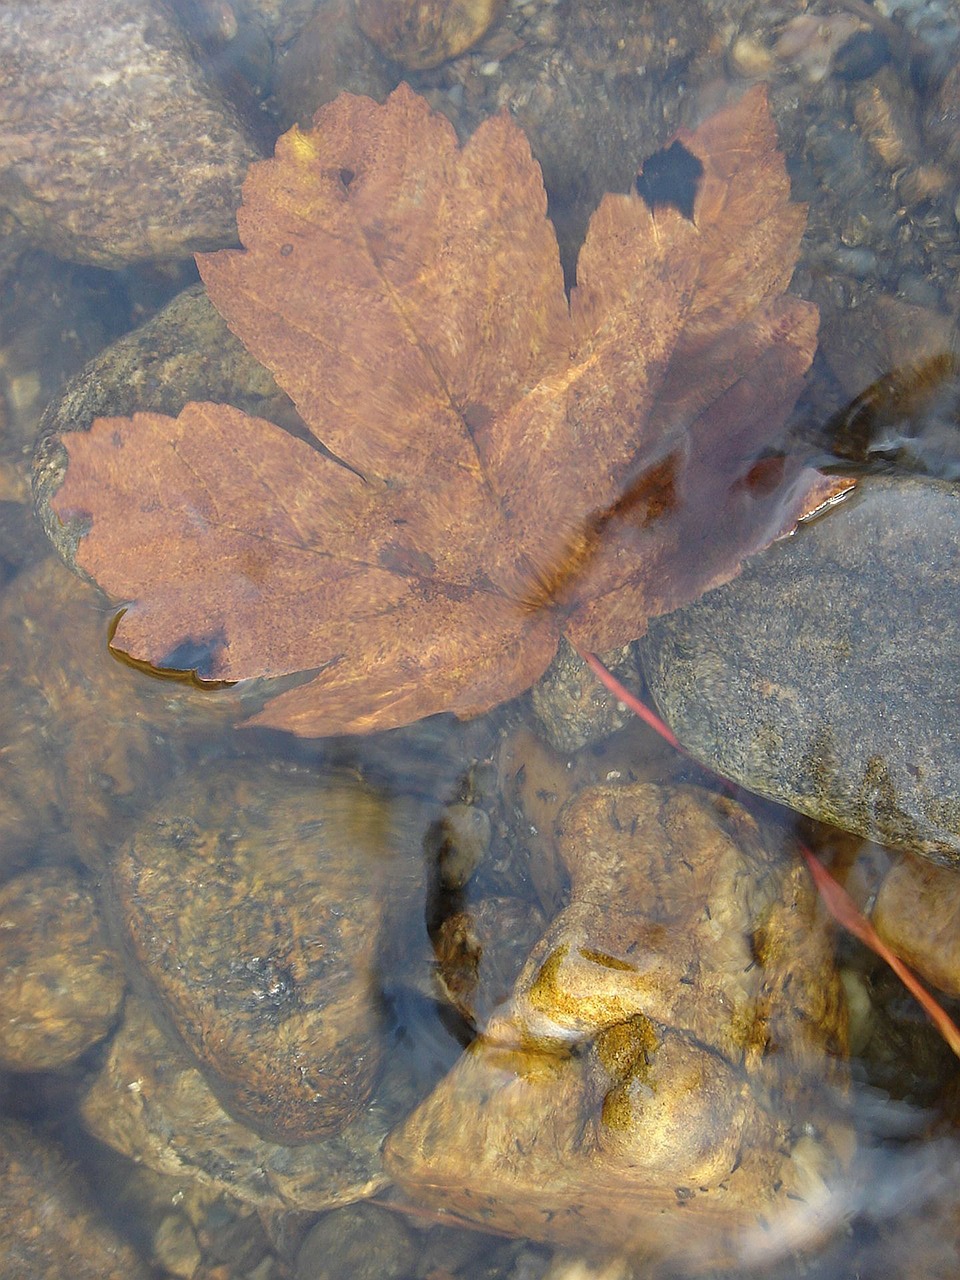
[640,475,960,864]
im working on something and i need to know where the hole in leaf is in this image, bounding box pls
[635,140,704,221]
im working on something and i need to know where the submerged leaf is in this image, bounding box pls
[51,84,820,737]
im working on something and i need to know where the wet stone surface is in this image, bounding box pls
[108,759,422,1143]
[0,1118,149,1279]
[81,993,411,1212]
[9,3,960,1275]
[0,0,261,267]
[432,893,547,1030]
[873,854,960,996]
[640,475,960,864]
[0,555,240,873]
[531,639,645,754]
[386,781,851,1270]
[354,0,503,70]
[0,867,124,1071]
[274,0,395,125]
[293,1201,418,1280]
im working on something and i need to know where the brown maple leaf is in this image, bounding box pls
[50,84,821,738]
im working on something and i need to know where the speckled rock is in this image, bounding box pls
[928,60,960,174]
[274,0,394,124]
[817,295,956,404]
[0,1119,150,1278]
[81,994,412,1211]
[531,639,645,754]
[0,247,153,463]
[432,894,546,1028]
[355,0,503,70]
[386,782,850,1270]
[0,208,29,290]
[640,476,960,863]
[0,867,124,1070]
[727,0,960,338]
[109,760,421,1143]
[0,0,261,266]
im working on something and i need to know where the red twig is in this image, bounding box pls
[799,844,960,1060]
[572,643,681,748]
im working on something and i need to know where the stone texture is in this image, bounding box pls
[81,994,411,1211]
[873,854,960,995]
[0,0,261,266]
[432,894,546,1028]
[0,555,240,873]
[273,0,393,125]
[355,0,503,70]
[531,639,645,754]
[0,868,124,1070]
[293,1202,418,1280]
[640,476,960,863]
[109,759,421,1143]
[0,1119,149,1278]
[386,782,850,1270]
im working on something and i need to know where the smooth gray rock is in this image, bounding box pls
[640,475,960,864]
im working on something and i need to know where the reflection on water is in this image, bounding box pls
[3,0,960,1276]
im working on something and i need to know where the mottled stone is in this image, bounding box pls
[428,800,491,891]
[532,639,644,754]
[640,476,960,863]
[494,720,682,926]
[151,1212,201,1280]
[0,249,152,459]
[927,59,960,174]
[0,208,29,290]
[773,11,864,82]
[82,995,410,1211]
[110,760,420,1143]
[0,867,124,1070]
[355,0,503,70]
[0,1119,149,1278]
[0,0,261,266]
[386,782,850,1269]
[432,895,547,1028]
[274,0,394,125]
[817,295,956,403]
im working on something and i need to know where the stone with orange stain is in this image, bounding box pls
[386,781,852,1270]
